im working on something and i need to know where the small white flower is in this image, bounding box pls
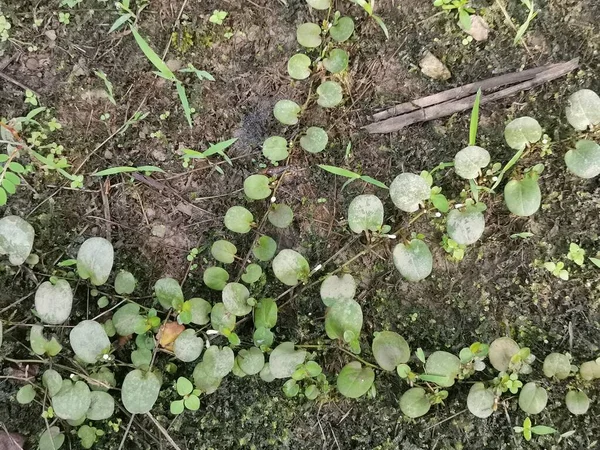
[270,196,276,203]
[435,212,442,218]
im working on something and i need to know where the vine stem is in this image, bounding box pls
[337,347,381,370]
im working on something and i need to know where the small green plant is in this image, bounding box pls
[0,13,11,41]
[567,243,586,266]
[209,10,228,25]
[58,12,71,25]
[514,417,557,442]
[543,261,569,280]
[350,0,389,39]
[514,0,538,45]
[433,0,474,31]
[318,165,388,190]
[94,70,116,105]
[170,377,201,414]
[24,90,38,106]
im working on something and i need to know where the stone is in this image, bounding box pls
[419,51,451,81]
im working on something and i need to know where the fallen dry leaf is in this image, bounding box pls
[157,322,185,351]
[0,431,25,450]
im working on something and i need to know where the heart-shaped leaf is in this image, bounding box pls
[565,89,600,130]
[565,140,600,179]
[211,240,237,264]
[542,353,571,379]
[348,194,384,234]
[77,237,114,286]
[188,298,212,325]
[273,100,301,125]
[306,0,330,10]
[325,299,363,342]
[114,270,136,295]
[446,209,485,245]
[518,382,548,415]
[70,320,110,364]
[320,274,356,307]
[237,347,265,375]
[269,342,307,379]
[0,215,34,265]
[390,173,430,212]
[222,282,252,316]
[565,390,590,415]
[268,204,294,228]
[337,362,374,398]
[42,369,63,397]
[254,298,277,329]
[579,360,600,380]
[262,136,289,163]
[30,325,62,356]
[329,16,354,42]
[224,206,254,233]
[316,81,343,108]
[203,345,235,378]
[203,267,229,291]
[297,23,322,48]
[287,54,311,80]
[252,235,277,261]
[504,176,541,217]
[300,126,328,153]
[174,329,204,362]
[52,380,91,421]
[112,303,145,336]
[192,362,222,394]
[210,303,236,333]
[35,280,73,324]
[39,427,65,450]
[454,146,490,179]
[244,174,272,200]
[504,117,542,150]
[488,337,520,371]
[241,263,262,284]
[467,382,496,418]
[323,48,349,73]
[121,369,161,414]
[86,391,115,420]
[154,277,184,309]
[393,239,433,282]
[372,331,410,371]
[399,387,430,418]
[425,351,461,387]
[272,249,309,286]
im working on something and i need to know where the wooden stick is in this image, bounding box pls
[364,58,579,134]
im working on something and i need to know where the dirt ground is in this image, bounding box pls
[1,0,600,449]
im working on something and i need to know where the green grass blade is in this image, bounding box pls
[318,164,361,179]
[372,15,389,39]
[360,175,388,189]
[93,166,164,176]
[469,88,482,146]
[129,26,175,81]
[109,13,133,33]
[175,82,193,127]
[202,138,238,158]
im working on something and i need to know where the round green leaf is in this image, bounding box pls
[305,384,319,400]
[121,369,161,414]
[86,391,115,420]
[272,249,309,286]
[192,362,222,394]
[188,297,212,325]
[237,347,265,375]
[254,327,274,349]
[89,368,116,392]
[325,299,363,341]
[337,361,374,399]
[170,399,184,415]
[35,279,73,324]
[446,209,485,245]
[320,274,356,307]
[269,342,307,379]
[70,320,110,364]
[454,146,490,179]
[393,239,433,282]
[244,174,272,200]
[225,206,254,233]
[0,215,35,265]
[579,360,600,381]
[154,277,184,309]
[211,239,238,264]
[262,136,289,163]
[252,235,277,261]
[268,204,294,228]
[259,362,276,382]
[565,140,600,179]
[76,237,114,286]
[400,387,431,418]
[542,353,571,380]
[273,100,301,125]
[300,126,328,153]
[329,16,354,42]
[184,394,200,411]
[112,303,145,336]
[467,382,496,418]
[425,351,461,387]
[504,117,543,150]
[203,267,229,291]
[518,382,548,415]
[177,377,193,396]
[39,427,65,450]
[174,329,204,362]
[42,369,63,397]
[372,331,410,371]
[390,173,430,212]
[222,282,252,316]
[203,345,235,378]
[488,337,520,371]
[17,384,36,404]
[210,303,236,333]
[288,54,311,80]
[348,194,384,234]
[323,48,349,73]
[242,263,262,284]
[52,380,91,421]
[565,390,590,415]
[306,0,330,9]
[297,22,322,48]
[504,177,541,217]
[565,89,600,131]
[114,270,136,295]
[254,298,277,329]
[316,81,343,108]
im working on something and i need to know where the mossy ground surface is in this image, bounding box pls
[1,0,600,449]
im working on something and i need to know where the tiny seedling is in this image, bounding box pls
[94,70,116,105]
[350,0,389,39]
[514,417,557,442]
[514,0,538,45]
[318,164,388,190]
[567,243,585,267]
[170,377,201,414]
[209,10,228,25]
[543,261,569,280]
[433,0,475,31]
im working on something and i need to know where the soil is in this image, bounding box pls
[1,0,600,449]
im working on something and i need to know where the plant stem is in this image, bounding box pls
[337,347,381,370]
